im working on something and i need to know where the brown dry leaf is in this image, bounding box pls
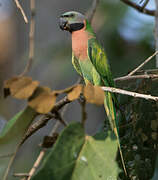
[67,85,83,101]
[4,76,39,99]
[4,77,19,97]
[151,120,158,131]
[83,83,104,105]
[54,85,76,95]
[28,87,56,114]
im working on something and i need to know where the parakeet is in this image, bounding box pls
[59,11,127,175]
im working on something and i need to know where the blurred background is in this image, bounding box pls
[0,0,156,179]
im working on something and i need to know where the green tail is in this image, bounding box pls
[104,91,127,176]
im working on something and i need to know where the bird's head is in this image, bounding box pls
[59,11,86,33]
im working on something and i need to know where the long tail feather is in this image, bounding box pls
[104,92,127,176]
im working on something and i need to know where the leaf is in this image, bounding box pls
[83,83,104,105]
[32,122,120,180]
[0,106,37,180]
[4,76,39,99]
[67,85,83,101]
[28,87,57,114]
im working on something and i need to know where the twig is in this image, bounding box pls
[101,86,158,101]
[51,111,68,127]
[49,121,61,137]
[20,0,35,76]
[14,0,28,23]
[120,0,155,16]
[114,74,158,82]
[52,96,71,112]
[13,173,29,177]
[20,115,52,145]
[88,0,100,22]
[128,51,158,76]
[141,0,150,10]
[132,69,158,75]
[26,100,69,180]
[78,97,87,127]
[27,148,46,180]
[86,0,100,23]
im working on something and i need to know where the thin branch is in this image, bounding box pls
[52,96,71,112]
[101,86,158,101]
[26,101,69,179]
[120,0,155,16]
[133,68,158,75]
[128,51,158,76]
[14,0,28,23]
[20,115,51,145]
[86,0,100,23]
[141,0,150,10]
[27,149,46,180]
[20,0,35,76]
[13,173,29,177]
[114,74,158,82]
[78,97,87,127]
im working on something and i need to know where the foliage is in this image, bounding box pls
[0,0,158,179]
[32,123,120,180]
[0,107,37,180]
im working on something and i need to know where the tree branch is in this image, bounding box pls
[120,0,155,16]
[141,0,150,10]
[27,148,46,180]
[14,0,28,23]
[101,86,158,101]
[86,0,100,23]
[128,50,158,76]
[20,0,35,76]
[115,74,158,82]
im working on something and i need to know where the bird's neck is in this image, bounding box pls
[71,20,94,61]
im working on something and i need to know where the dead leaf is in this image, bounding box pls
[4,76,39,99]
[28,87,57,114]
[4,77,19,97]
[67,85,83,101]
[83,83,104,105]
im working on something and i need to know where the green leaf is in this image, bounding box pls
[0,106,37,180]
[32,122,120,180]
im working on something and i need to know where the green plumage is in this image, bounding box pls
[72,20,127,175]
[59,11,127,175]
[72,21,118,130]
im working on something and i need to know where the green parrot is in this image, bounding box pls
[59,11,127,175]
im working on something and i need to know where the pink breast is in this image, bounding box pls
[72,28,90,61]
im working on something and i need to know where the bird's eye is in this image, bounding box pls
[69,14,75,17]
[60,14,75,18]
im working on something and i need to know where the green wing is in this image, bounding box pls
[88,38,115,87]
[88,38,127,175]
[72,52,102,85]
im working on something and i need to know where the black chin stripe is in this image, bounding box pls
[69,23,84,31]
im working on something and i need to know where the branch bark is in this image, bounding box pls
[14,0,28,23]
[86,0,100,23]
[115,74,158,82]
[128,51,158,76]
[101,86,158,101]
[120,0,155,16]
[20,0,35,76]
